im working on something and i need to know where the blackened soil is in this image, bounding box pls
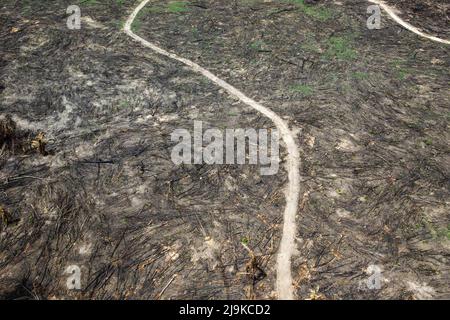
[0,0,285,300]
[384,0,450,39]
[0,0,449,300]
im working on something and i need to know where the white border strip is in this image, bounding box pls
[369,0,450,45]
[124,0,301,300]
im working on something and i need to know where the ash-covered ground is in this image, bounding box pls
[0,0,449,300]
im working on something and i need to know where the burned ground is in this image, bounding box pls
[384,0,449,39]
[0,0,449,300]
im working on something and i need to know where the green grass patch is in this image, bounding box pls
[290,84,314,96]
[167,1,189,13]
[241,237,249,245]
[390,58,414,80]
[421,220,450,241]
[324,36,357,61]
[286,0,332,21]
[422,137,433,146]
[444,227,450,241]
[352,72,369,80]
[145,1,190,14]
[249,40,266,51]
[132,2,190,32]
[131,10,145,31]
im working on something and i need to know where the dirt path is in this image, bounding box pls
[369,0,450,44]
[124,0,301,300]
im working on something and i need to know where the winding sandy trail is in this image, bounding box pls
[124,0,300,300]
[369,0,450,45]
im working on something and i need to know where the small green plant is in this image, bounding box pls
[191,27,199,36]
[423,137,433,146]
[437,225,450,241]
[352,72,369,80]
[119,100,131,109]
[290,84,314,96]
[167,1,189,13]
[287,0,332,21]
[249,40,265,51]
[397,69,408,80]
[421,219,449,240]
[390,59,413,80]
[324,36,357,61]
[131,11,145,31]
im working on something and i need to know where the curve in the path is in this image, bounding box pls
[369,0,450,45]
[124,0,301,300]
